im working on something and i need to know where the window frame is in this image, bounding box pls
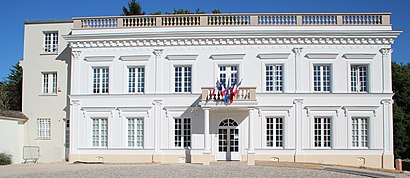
[91,67,110,94]
[312,64,332,92]
[41,72,57,95]
[37,118,51,139]
[127,66,145,93]
[313,117,332,148]
[264,64,284,92]
[266,117,284,148]
[351,117,368,148]
[43,31,58,54]
[174,117,191,148]
[91,118,108,148]
[174,65,192,93]
[127,117,144,148]
[350,64,369,93]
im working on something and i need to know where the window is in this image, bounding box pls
[92,118,108,147]
[128,67,145,93]
[351,65,368,92]
[127,118,144,147]
[314,117,331,148]
[37,118,51,139]
[42,72,57,94]
[175,66,191,92]
[266,117,283,147]
[313,65,331,92]
[352,117,368,148]
[93,68,109,94]
[219,65,238,85]
[175,118,191,148]
[43,32,58,53]
[266,65,283,92]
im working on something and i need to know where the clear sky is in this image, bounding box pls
[0,0,408,80]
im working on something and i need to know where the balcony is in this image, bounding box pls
[201,87,256,102]
[73,13,391,29]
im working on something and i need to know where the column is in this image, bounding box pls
[381,99,394,169]
[203,108,211,153]
[153,100,162,153]
[293,99,303,161]
[71,50,81,94]
[247,108,256,165]
[380,48,393,93]
[153,49,163,94]
[69,100,80,159]
[292,48,303,93]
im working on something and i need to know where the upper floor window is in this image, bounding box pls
[175,118,191,148]
[351,65,368,92]
[92,118,108,147]
[266,64,283,92]
[266,117,283,147]
[314,117,331,148]
[37,118,51,139]
[42,72,57,94]
[175,66,191,93]
[128,67,145,93]
[352,117,368,148]
[219,65,238,85]
[127,118,144,148]
[313,65,331,92]
[43,32,58,53]
[93,68,109,94]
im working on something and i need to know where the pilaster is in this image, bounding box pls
[293,99,304,158]
[71,50,82,94]
[153,100,163,157]
[292,48,303,93]
[153,49,164,94]
[380,48,393,93]
[381,99,394,169]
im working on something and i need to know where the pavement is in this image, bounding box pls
[0,162,408,178]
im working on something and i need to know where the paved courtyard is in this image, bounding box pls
[0,163,406,178]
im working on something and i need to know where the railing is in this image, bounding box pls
[73,13,391,29]
[201,87,256,102]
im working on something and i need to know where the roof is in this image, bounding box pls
[0,110,28,124]
[24,18,73,24]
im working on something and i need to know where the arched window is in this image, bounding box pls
[219,119,238,127]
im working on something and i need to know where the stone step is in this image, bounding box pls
[210,161,248,166]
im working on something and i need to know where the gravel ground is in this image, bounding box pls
[0,163,372,178]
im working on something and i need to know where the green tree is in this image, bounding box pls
[0,82,10,110]
[211,9,221,14]
[392,62,410,159]
[0,62,22,111]
[122,0,145,16]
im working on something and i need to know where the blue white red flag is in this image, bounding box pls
[212,79,222,97]
[233,79,243,96]
[224,79,230,103]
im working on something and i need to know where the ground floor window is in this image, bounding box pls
[37,118,51,139]
[314,117,331,148]
[127,118,144,147]
[266,117,283,147]
[352,117,368,148]
[92,118,108,147]
[175,118,191,148]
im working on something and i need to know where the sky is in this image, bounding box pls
[0,0,409,80]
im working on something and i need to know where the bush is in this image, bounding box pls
[0,153,12,165]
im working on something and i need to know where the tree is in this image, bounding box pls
[122,0,145,16]
[0,62,22,111]
[0,82,10,110]
[392,62,410,159]
[211,9,221,14]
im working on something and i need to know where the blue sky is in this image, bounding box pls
[0,0,408,80]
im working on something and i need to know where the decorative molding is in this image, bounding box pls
[119,55,151,61]
[257,106,293,117]
[166,54,198,60]
[71,51,81,60]
[305,53,338,59]
[81,107,116,112]
[84,56,115,62]
[342,53,376,59]
[292,48,303,55]
[210,54,245,60]
[66,36,397,49]
[153,49,164,57]
[293,99,304,104]
[257,53,290,59]
[380,99,393,104]
[304,106,341,117]
[379,48,393,56]
[342,106,379,117]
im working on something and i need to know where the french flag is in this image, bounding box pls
[232,79,243,96]
[212,79,222,97]
[224,79,230,103]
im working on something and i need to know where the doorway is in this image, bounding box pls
[216,119,240,161]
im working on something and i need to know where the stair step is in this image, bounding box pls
[210,161,248,166]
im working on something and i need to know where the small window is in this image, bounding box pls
[351,65,368,92]
[127,118,144,147]
[128,67,145,93]
[43,32,58,53]
[175,118,191,148]
[266,117,283,147]
[314,117,331,148]
[352,117,368,148]
[219,65,238,86]
[175,66,192,93]
[313,65,331,92]
[93,67,109,94]
[92,118,108,147]
[266,64,283,92]
[42,72,57,94]
[37,118,51,139]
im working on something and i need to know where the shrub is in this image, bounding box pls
[0,153,12,165]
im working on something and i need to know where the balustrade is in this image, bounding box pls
[201,87,256,102]
[73,13,390,29]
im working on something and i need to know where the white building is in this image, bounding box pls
[20,13,400,169]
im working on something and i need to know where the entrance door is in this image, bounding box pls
[217,119,240,161]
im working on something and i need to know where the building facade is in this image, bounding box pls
[21,13,400,169]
